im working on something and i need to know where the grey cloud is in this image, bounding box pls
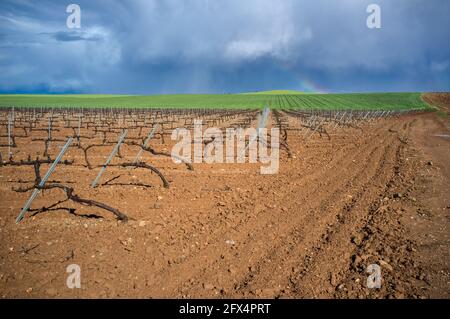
[0,0,449,94]
[47,31,104,42]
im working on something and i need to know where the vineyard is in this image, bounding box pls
[0,107,261,222]
[0,105,424,224]
[0,94,448,299]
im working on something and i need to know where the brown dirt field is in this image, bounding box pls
[0,104,449,299]
[422,93,450,113]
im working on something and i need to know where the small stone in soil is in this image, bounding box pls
[203,283,214,290]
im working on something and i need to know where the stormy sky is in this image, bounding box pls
[0,0,449,94]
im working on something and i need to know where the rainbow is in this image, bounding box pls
[297,78,327,94]
[275,61,328,93]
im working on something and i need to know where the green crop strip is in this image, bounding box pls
[0,92,430,111]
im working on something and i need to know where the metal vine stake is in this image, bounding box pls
[77,113,82,146]
[8,112,12,159]
[91,130,128,188]
[133,124,159,164]
[239,107,270,158]
[16,137,74,223]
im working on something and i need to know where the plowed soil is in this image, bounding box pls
[0,99,449,299]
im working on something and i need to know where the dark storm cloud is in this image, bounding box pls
[0,0,449,94]
[46,31,104,42]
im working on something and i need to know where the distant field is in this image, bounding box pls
[241,90,306,95]
[0,93,429,110]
